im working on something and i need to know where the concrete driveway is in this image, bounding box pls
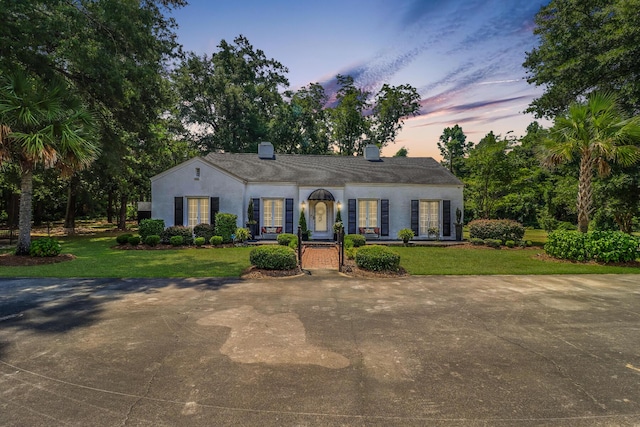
[1,274,639,426]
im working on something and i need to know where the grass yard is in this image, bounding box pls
[395,246,640,275]
[0,235,253,278]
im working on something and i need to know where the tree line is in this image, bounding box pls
[1,0,640,254]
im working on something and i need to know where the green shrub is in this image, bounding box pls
[397,228,414,244]
[215,213,237,243]
[29,237,61,257]
[288,239,298,249]
[469,219,525,244]
[484,239,502,248]
[139,219,165,240]
[545,230,639,263]
[161,226,193,245]
[193,223,215,242]
[345,247,357,260]
[235,227,251,242]
[194,237,206,246]
[470,238,484,246]
[116,233,133,245]
[210,236,223,246]
[355,245,400,271]
[556,221,577,231]
[277,233,297,246]
[505,240,515,248]
[145,235,160,247]
[128,236,141,245]
[345,234,366,248]
[170,235,184,246]
[250,246,297,270]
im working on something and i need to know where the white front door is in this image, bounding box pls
[314,202,327,232]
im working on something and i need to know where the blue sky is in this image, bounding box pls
[172,0,551,158]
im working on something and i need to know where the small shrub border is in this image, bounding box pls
[161,226,193,245]
[170,235,184,247]
[345,234,366,248]
[469,219,525,244]
[145,235,160,247]
[139,219,164,240]
[210,236,223,246]
[128,236,141,246]
[116,233,133,245]
[355,245,400,272]
[545,230,639,263]
[29,237,61,257]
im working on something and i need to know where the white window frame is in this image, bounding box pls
[358,199,379,229]
[419,200,440,236]
[187,197,209,227]
[263,198,284,228]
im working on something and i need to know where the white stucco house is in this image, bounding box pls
[151,142,463,241]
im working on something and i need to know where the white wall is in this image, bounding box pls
[151,158,245,228]
[345,183,463,240]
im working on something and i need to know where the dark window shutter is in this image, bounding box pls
[210,197,219,227]
[285,198,294,233]
[348,199,357,235]
[174,197,183,226]
[252,198,260,232]
[411,200,419,236]
[381,199,389,236]
[442,200,451,237]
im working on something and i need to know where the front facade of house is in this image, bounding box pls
[151,143,464,241]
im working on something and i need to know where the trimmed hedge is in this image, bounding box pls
[277,233,297,246]
[194,223,215,242]
[116,233,133,245]
[194,237,206,246]
[249,246,297,270]
[161,226,193,245]
[215,213,237,243]
[128,236,141,246]
[345,234,366,248]
[139,219,165,240]
[355,245,400,271]
[145,235,160,246]
[545,230,639,263]
[29,237,61,257]
[170,235,184,246]
[484,239,502,248]
[469,219,525,244]
[210,236,223,246]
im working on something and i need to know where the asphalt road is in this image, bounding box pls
[1,274,639,426]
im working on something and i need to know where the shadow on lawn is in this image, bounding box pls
[0,276,242,359]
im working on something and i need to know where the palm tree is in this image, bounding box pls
[543,92,640,233]
[0,71,99,254]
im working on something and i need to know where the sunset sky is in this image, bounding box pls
[172,0,551,158]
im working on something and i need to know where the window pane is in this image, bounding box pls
[200,198,209,224]
[188,198,198,227]
[368,200,378,227]
[274,199,283,227]
[263,199,272,227]
[420,201,439,235]
[358,200,367,228]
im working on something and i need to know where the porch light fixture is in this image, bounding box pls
[336,201,341,210]
[301,201,306,210]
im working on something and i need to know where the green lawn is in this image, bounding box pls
[0,235,253,278]
[1,231,639,278]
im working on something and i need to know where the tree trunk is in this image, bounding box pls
[16,169,34,255]
[577,154,595,233]
[118,194,128,230]
[64,175,78,234]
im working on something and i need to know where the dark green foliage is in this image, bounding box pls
[545,230,639,263]
[128,236,141,245]
[210,236,223,246]
[215,213,237,243]
[194,223,215,242]
[170,236,184,246]
[299,209,310,240]
[116,233,133,245]
[355,245,400,271]
[194,237,206,246]
[469,220,525,244]
[345,247,357,260]
[161,226,193,245]
[470,238,485,245]
[139,219,165,240]
[145,235,160,247]
[344,234,366,248]
[249,246,297,270]
[29,237,61,257]
[277,233,298,246]
[484,239,502,248]
[505,240,516,248]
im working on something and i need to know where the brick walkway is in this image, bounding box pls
[301,246,339,269]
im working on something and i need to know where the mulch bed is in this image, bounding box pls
[341,260,409,278]
[241,265,305,279]
[0,253,76,266]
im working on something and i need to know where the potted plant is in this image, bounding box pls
[246,199,257,239]
[398,228,414,245]
[299,208,311,241]
[455,207,463,241]
[428,226,439,240]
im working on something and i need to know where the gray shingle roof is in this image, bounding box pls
[203,153,463,186]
